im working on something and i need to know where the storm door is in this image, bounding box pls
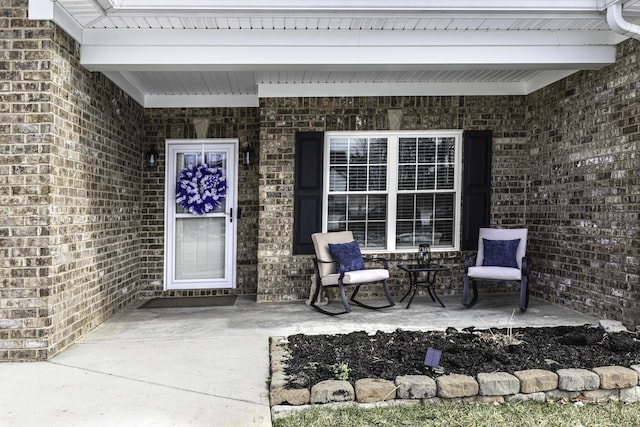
[164,139,237,290]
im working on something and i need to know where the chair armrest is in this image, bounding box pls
[363,256,389,270]
[464,253,477,272]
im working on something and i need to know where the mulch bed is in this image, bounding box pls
[283,325,640,388]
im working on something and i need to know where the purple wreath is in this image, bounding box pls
[175,164,227,215]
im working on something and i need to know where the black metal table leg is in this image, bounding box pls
[398,264,448,309]
[400,272,419,308]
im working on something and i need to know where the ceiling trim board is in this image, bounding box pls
[143,94,260,108]
[50,2,86,43]
[82,0,606,13]
[523,70,579,94]
[102,71,147,106]
[258,81,530,97]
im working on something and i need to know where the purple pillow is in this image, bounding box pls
[482,238,520,268]
[328,241,365,274]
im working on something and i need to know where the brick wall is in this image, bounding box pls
[0,4,54,361]
[140,108,260,297]
[46,27,145,358]
[256,48,639,326]
[2,3,638,361]
[527,39,640,326]
[0,3,144,360]
[257,96,529,303]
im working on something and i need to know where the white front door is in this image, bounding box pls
[164,139,237,290]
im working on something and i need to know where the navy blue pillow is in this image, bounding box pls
[328,240,365,274]
[482,238,520,268]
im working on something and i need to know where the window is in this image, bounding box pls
[323,131,462,251]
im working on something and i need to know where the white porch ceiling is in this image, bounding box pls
[29,0,640,107]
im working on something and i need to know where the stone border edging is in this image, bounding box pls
[269,335,640,419]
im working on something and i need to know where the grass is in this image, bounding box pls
[272,401,640,427]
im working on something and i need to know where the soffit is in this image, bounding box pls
[31,0,640,107]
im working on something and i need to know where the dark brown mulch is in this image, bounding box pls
[283,325,640,388]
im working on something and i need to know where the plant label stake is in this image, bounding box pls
[424,347,442,370]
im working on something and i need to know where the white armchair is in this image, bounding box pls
[461,228,530,312]
[310,231,395,315]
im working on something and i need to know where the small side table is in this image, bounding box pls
[397,264,448,309]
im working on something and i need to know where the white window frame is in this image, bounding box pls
[322,130,463,253]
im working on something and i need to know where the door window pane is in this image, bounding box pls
[175,217,225,280]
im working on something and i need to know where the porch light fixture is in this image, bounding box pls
[242,144,255,167]
[145,144,159,169]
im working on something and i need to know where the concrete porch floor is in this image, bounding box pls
[0,294,600,427]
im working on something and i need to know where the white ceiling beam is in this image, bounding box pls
[79,28,622,72]
[81,28,625,46]
[81,44,616,72]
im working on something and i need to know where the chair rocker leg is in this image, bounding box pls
[462,276,479,308]
[349,280,395,310]
[309,277,350,316]
[309,303,350,316]
[461,275,469,306]
[519,277,529,312]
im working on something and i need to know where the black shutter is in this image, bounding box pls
[293,131,324,255]
[461,130,493,250]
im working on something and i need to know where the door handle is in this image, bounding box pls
[229,208,233,223]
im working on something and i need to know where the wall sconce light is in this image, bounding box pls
[145,145,159,169]
[242,144,255,167]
